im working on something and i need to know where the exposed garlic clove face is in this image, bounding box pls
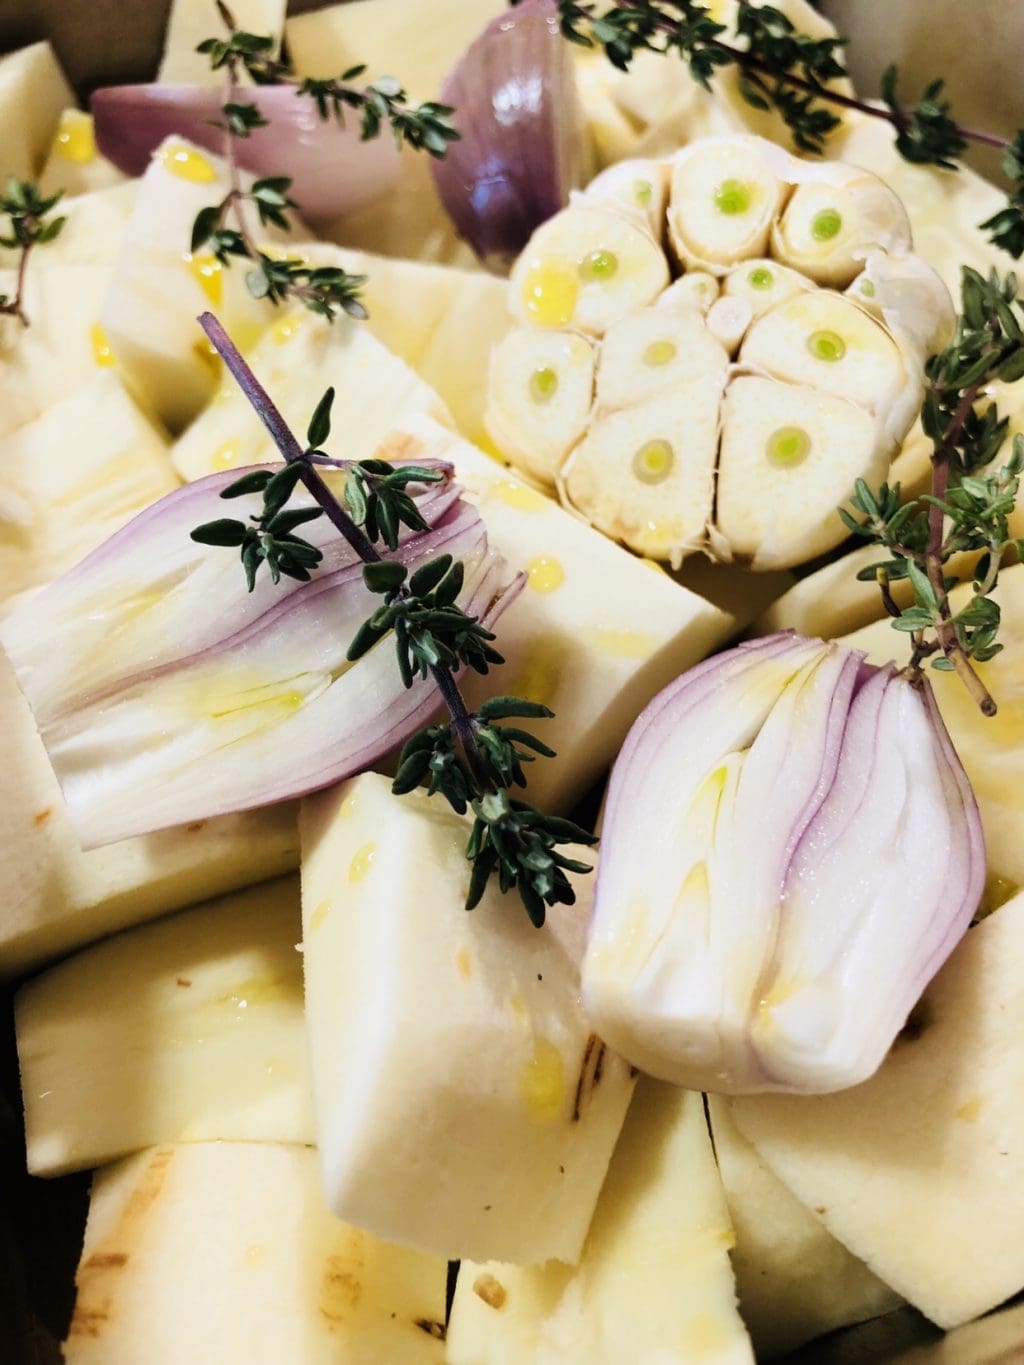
[668,137,788,275]
[739,290,909,418]
[595,303,729,410]
[561,384,722,564]
[656,272,720,315]
[723,257,816,320]
[485,328,596,487]
[509,204,670,337]
[580,157,670,239]
[705,295,754,355]
[583,634,985,1096]
[716,376,885,569]
[847,250,957,360]
[771,173,912,288]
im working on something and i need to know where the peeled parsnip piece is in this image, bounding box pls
[64,1143,446,1364]
[596,300,729,410]
[17,877,313,1175]
[159,0,287,85]
[0,180,137,272]
[0,372,178,603]
[731,890,1024,1331]
[376,416,734,813]
[716,375,885,569]
[448,1082,754,1365]
[563,379,724,565]
[172,308,449,481]
[723,257,815,319]
[707,1096,901,1360]
[300,772,634,1266]
[0,42,73,181]
[100,136,294,431]
[739,290,913,436]
[579,156,670,237]
[485,328,597,485]
[668,135,788,274]
[509,203,669,336]
[771,170,912,288]
[0,646,298,980]
[38,110,126,197]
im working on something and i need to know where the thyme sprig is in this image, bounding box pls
[558,1,1024,255]
[189,2,457,321]
[190,311,595,927]
[840,268,1024,716]
[0,179,66,327]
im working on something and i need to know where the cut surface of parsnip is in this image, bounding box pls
[64,1142,447,1364]
[489,133,952,570]
[447,1081,754,1364]
[301,771,634,1266]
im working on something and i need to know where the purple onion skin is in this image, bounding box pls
[91,85,400,222]
[432,0,583,273]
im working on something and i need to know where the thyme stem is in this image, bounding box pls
[196,310,493,788]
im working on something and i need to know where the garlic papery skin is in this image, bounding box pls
[582,634,986,1096]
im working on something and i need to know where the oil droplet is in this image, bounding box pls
[633,179,653,206]
[578,248,618,282]
[492,480,548,513]
[90,321,116,368]
[211,439,242,472]
[214,975,292,1008]
[193,338,221,377]
[522,265,578,328]
[529,366,559,403]
[714,179,752,215]
[525,556,565,593]
[956,1097,983,1123]
[309,900,332,932]
[185,252,223,308]
[271,312,304,345]
[518,1037,564,1121]
[348,841,376,884]
[245,1243,267,1267]
[748,266,773,290]
[811,207,842,241]
[52,109,96,163]
[158,142,217,184]
[807,329,846,362]
[455,947,473,981]
[337,790,360,820]
[767,425,811,468]
[859,278,876,298]
[643,339,677,367]
[511,642,563,706]
[641,557,669,575]
[509,993,528,1023]
[633,439,674,484]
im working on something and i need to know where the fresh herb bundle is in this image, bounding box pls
[843,267,1024,715]
[189,1,459,322]
[557,0,1024,257]
[191,311,596,927]
[0,178,66,326]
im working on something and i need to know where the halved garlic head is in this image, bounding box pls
[562,386,722,563]
[485,328,597,485]
[509,204,669,336]
[716,376,884,568]
[772,173,912,287]
[493,133,952,570]
[668,137,787,274]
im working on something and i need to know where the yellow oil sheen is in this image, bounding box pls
[518,1037,565,1122]
[159,142,217,183]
